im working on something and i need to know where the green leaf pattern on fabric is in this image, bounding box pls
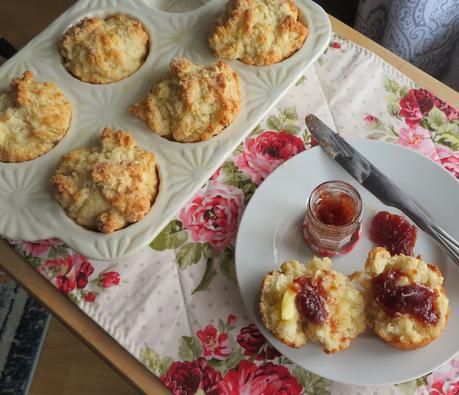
[149,220,186,251]
[178,336,203,362]
[140,345,173,376]
[292,366,331,395]
[266,107,301,134]
[396,376,428,395]
[176,242,202,269]
[191,258,218,295]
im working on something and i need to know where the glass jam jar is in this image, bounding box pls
[303,180,362,257]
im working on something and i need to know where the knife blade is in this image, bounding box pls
[305,114,459,264]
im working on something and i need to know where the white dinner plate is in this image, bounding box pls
[235,139,459,386]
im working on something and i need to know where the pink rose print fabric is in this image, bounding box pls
[45,253,94,295]
[7,239,123,305]
[363,114,379,128]
[436,145,459,178]
[178,181,244,251]
[399,88,436,127]
[56,274,76,294]
[41,256,74,278]
[84,292,96,302]
[75,257,95,289]
[237,324,280,361]
[396,126,436,155]
[364,77,459,182]
[160,358,222,395]
[156,314,310,395]
[99,271,121,288]
[9,238,63,257]
[234,131,305,184]
[398,87,458,128]
[197,325,231,360]
[218,360,302,395]
[417,358,459,395]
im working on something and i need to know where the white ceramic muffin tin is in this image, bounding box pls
[0,0,331,260]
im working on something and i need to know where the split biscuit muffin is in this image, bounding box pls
[51,128,158,233]
[59,13,149,84]
[0,71,72,162]
[259,257,366,353]
[209,0,308,65]
[130,57,241,143]
[353,247,449,350]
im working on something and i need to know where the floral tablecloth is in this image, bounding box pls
[7,34,459,394]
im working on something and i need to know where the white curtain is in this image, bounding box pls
[354,0,459,91]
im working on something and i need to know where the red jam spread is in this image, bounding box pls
[294,277,328,325]
[373,269,439,324]
[315,192,357,226]
[370,211,417,255]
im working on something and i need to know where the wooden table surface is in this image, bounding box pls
[1,2,458,395]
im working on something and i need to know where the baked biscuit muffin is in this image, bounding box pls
[130,57,241,143]
[0,71,72,163]
[354,247,449,350]
[209,0,308,65]
[59,13,149,84]
[259,257,366,353]
[51,128,158,233]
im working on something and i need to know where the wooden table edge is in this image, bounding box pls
[0,239,169,395]
[1,14,458,395]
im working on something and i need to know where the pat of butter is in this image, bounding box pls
[281,287,298,321]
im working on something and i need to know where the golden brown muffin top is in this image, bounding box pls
[353,247,449,350]
[130,57,241,143]
[59,13,149,84]
[0,71,72,162]
[51,128,158,233]
[209,0,308,65]
[260,257,366,353]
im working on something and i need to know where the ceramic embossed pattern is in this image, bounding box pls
[0,0,331,260]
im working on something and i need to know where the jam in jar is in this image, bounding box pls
[303,181,362,256]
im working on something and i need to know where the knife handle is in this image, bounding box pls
[427,224,459,266]
[395,200,459,265]
[398,204,459,266]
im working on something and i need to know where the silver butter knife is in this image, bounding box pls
[305,114,459,265]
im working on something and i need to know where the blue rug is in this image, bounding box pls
[0,279,49,395]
